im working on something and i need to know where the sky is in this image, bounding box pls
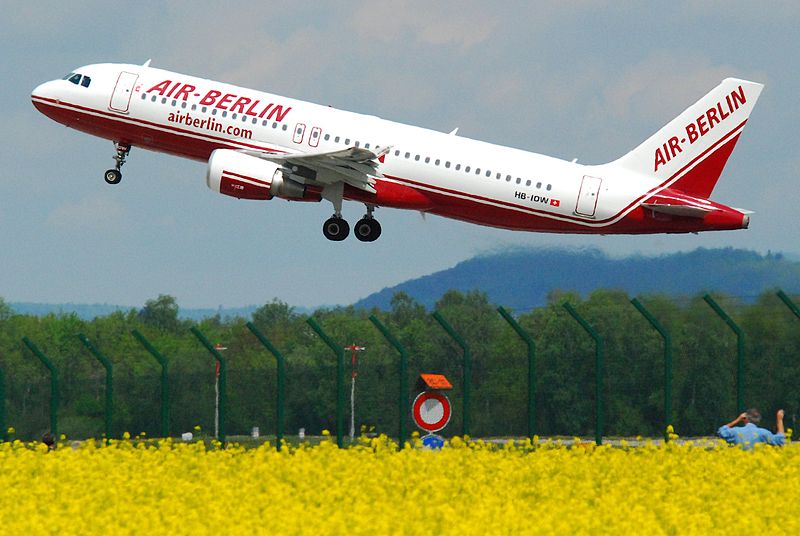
[1,1,799,309]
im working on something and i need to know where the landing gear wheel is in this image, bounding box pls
[104,169,122,185]
[323,216,350,241]
[354,218,382,242]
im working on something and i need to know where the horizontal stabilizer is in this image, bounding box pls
[642,203,710,218]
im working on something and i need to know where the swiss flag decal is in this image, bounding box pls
[550,199,561,207]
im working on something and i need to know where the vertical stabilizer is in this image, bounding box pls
[612,78,763,198]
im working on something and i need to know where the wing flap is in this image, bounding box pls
[240,146,385,193]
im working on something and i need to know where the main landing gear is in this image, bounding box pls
[321,205,382,242]
[104,142,131,184]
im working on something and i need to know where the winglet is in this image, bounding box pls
[142,59,152,67]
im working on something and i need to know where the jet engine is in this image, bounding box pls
[206,149,321,201]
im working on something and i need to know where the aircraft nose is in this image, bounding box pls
[31,80,62,116]
[31,80,58,101]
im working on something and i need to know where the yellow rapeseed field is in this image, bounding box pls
[1,433,798,534]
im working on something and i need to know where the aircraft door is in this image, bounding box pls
[292,123,306,144]
[309,126,321,147]
[109,71,139,113]
[575,175,602,217]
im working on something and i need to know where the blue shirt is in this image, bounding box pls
[717,422,785,449]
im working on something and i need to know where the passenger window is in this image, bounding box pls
[355,141,360,148]
[395,150,400,156]
[324,134,330,141]
[536,182,542,188]
[546,184,552,191]
[365,143,370,149]
[516,178,521,184]
[151,95,157,102]
[445,162,451,168]
[405,152,410,158]
[435,159,440,166]
[465,166,470,172]
[172,100,177,107]
[181,102,187,109]
[345,138,351,145]
[425,157,430,163]
[162,98,168,104]
[496,173,501,179]
[486,170,491,177]
[335,136,341,143]
[191,104,197,111]
[415,155,420,161]
[222,111,228,117]
[475,168,481,175]
[455,164,461,170]
[506,175,512,181]
[282,124,288,131]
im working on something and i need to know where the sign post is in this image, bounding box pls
[412,374,453,448]
[345,344,366,441]
[213,343,227,440]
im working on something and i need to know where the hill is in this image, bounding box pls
[354,247,800,311]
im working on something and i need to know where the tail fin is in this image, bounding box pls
[612,78,763,198]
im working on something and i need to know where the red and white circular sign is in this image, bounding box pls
[412,391,452,433]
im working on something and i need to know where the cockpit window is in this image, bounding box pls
[62,72,91,88]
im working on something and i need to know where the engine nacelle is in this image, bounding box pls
[207,149,279,200]
[206,149,322,202]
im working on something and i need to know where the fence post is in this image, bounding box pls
[306,317,345,448]
[777,290,800,320]
[497,306,537,440]
[562,303,604,445]
[0,365,5,442]
[703,294,745,414]
[630,298,673,441]
[131,330,170,438]
[21,337,59,440]
[245,322,286,451]
[78,334,114,443]
[432,311,471,437]
[190,327,227,445]
[369,315,409,449]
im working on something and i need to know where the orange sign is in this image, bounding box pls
[419,374,452,390]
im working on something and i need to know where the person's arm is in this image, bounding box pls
[776,409,785,435]
[724,412,747,428]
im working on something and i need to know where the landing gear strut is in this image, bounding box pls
[105,142,131,184]
[320,184,382,242]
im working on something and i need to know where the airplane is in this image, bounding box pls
[31,61,763,242]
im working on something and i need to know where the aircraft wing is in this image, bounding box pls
[240,146,390,194]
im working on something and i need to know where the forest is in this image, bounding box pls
[0,288,798,441]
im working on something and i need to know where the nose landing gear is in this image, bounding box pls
[104,142,131,184]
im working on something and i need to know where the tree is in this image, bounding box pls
[139,295,180,332]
